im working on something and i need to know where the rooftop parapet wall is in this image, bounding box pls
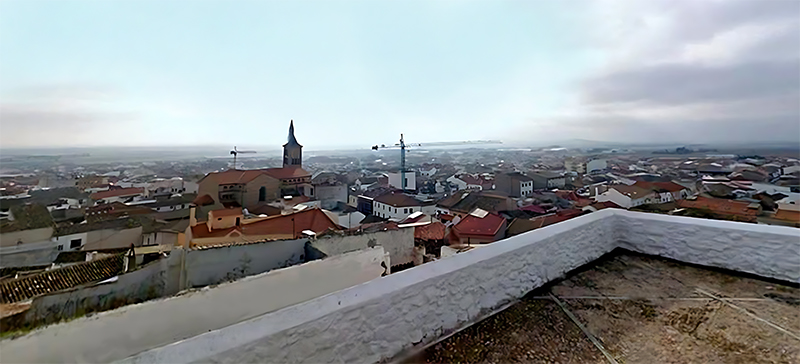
[121,211,618,364]
[9,209,797,364]
[123,210,800,364]
[616,210,800,283]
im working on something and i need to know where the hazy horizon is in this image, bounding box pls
[1,0,799,149]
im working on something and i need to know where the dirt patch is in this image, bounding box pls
[664,303,719,334]
[408,298,605,364]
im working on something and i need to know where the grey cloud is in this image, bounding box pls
[663,0,800,43]
[572,0,800,144]
[583,59,800,105]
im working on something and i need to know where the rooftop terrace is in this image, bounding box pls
[1,209,798,363]
[412,252,799,363]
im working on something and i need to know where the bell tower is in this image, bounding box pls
[283,120,303,168]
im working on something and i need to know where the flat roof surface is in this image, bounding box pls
[409,252,800,363]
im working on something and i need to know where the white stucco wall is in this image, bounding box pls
[311,228,414,267]
[184,238,308,287]
[122,211,617,364]
[0,247,387,364]
[616,210,800,283]
[121,209,800,364]
[5,210,799,364]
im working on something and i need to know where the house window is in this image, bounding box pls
[404,208,408,214]
[236,217,240,226]
[259,186,266,202]
[70,239,82,249]
[409,208,413,213]
[57,245,63,251]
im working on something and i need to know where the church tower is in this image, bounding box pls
[283,120,303,168]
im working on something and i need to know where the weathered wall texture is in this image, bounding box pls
[184,238,308,287]
[0,243,59,268]
[122,210,800,364]
[616,211,800,283]
[1,254,178,331]
[5,210,799,364]
[0,227,53,247]
[0,247,387,364]
[311,228,414,267]
[124,212,616,364]
[83,227,143,250]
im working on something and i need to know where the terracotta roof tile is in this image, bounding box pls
[453,213,506,237]
[191,208,340,240]
[678,196,759,219]
[263,167,311,180]
[210,207,243,218]
[773,208,800,223]
[0,254,125,304]
[415,221,447,240]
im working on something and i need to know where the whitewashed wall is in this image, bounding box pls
[184,238,308,287]
[122,209,800,364]
[616,210,800,283]
[311,228,414,267]
[1,247,387,364]
[123,211,617,364]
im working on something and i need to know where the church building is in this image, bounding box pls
[196,120,313,212]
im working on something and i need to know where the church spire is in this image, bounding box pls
[283,119,303,168]
[286,119,301,147]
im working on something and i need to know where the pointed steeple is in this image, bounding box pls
[283,119,303,168]
[286,119,301,147]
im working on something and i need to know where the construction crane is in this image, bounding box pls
[371,134,502,191]
[230,146,256,169]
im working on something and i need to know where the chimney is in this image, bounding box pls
[189,206,197,226]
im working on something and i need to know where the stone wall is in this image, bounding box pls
[184,238,308,287]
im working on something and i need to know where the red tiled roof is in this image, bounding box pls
[589,201,623,210]
[0,254,124,304]
[415,221,447,240]
[193,194,215,206]
[678,196,759,218]
[210,207,243,217]
[202,167,311,185]
[519,204,546,214]
[374,192,422,207]
[453,213,506,237]
[243,208,338,236]
[263,167,311,180]
[213,170,267,185]
[90,187,144,200]
[773,208,800,223]
[192,208,340,240]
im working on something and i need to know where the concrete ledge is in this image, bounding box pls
[121,210,618,363]
[76,210,800,363]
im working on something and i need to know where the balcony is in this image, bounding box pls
[1,209,797,363]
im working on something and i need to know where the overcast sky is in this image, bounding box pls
[1,0,798,150]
